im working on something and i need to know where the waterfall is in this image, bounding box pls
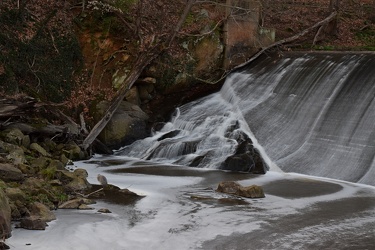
[118,52,375,186]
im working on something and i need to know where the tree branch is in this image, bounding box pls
[230,11,338,72]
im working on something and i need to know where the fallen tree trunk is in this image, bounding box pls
[230,11,338,72]
[0,99,37,118]
[81,46,162,150]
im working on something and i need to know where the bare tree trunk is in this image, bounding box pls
[329,0,340,11]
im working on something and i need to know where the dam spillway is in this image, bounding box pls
[225,52,375,185]
[119,52,375,186]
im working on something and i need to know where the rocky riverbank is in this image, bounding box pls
[0,125,94,247]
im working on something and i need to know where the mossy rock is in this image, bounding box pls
[0,128,25,146]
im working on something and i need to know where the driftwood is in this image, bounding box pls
[230,11,338,72]
[0,98,37,118]
[82,0,196,151]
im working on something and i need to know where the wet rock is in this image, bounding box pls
[220,132,268,174]
[65,177,92,192]
[59,198,95,209]
[216,181,265,198]
[237,185,265,198]
[0,242,10,249]
[157,130,181,141]
[78,204,94,210]
[28,202,56,222]
[55,170,91,192]
[119,188,140,196]
[0,163,24,182]
[19,216,47,230]
[0,188,11,239]
[97,208,111,213]
[216,181,242,195]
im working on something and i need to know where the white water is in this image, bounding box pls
[7,52,375,249]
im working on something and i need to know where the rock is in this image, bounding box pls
[97,208,111,213]
[216,181,265,199]
[125,86,141,106]
[0,141,26,165]
[78,204,94,210]
[216,181,242,195]
[74,168,88,178]
[9,203,22,220]
[5,188,26,203]
[30,143,51,157]
[0,128,25,146]
[65,177,92,192]
[220,131,268,174]
[22,177,44,189]
[137,78,155,103]
[95,100,149,149]
[119,188,140,196]
[29,156,49,170]
[47,159,65,171]
[19,216,47,230]
[28,202,56,222]
[0,188,11,239]
[0,242,10,249]
[237,185,265,198]
[0,163,24,182]
[63,142,84,160]
[59,198,95,209]
[55,170,91,192]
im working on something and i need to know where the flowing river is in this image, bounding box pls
[8,52,375,249]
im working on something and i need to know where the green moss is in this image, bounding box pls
[40,166,57,180]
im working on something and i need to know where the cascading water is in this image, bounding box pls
[117,91,271,173]
[118,51,375,186]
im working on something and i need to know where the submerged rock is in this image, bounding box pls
[216,181,265,198]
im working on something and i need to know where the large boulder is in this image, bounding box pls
[19,216,48,230]
[95,100,149,149]
[220,130,268,174]
[0,188,11,239]
[28,202,56,222]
